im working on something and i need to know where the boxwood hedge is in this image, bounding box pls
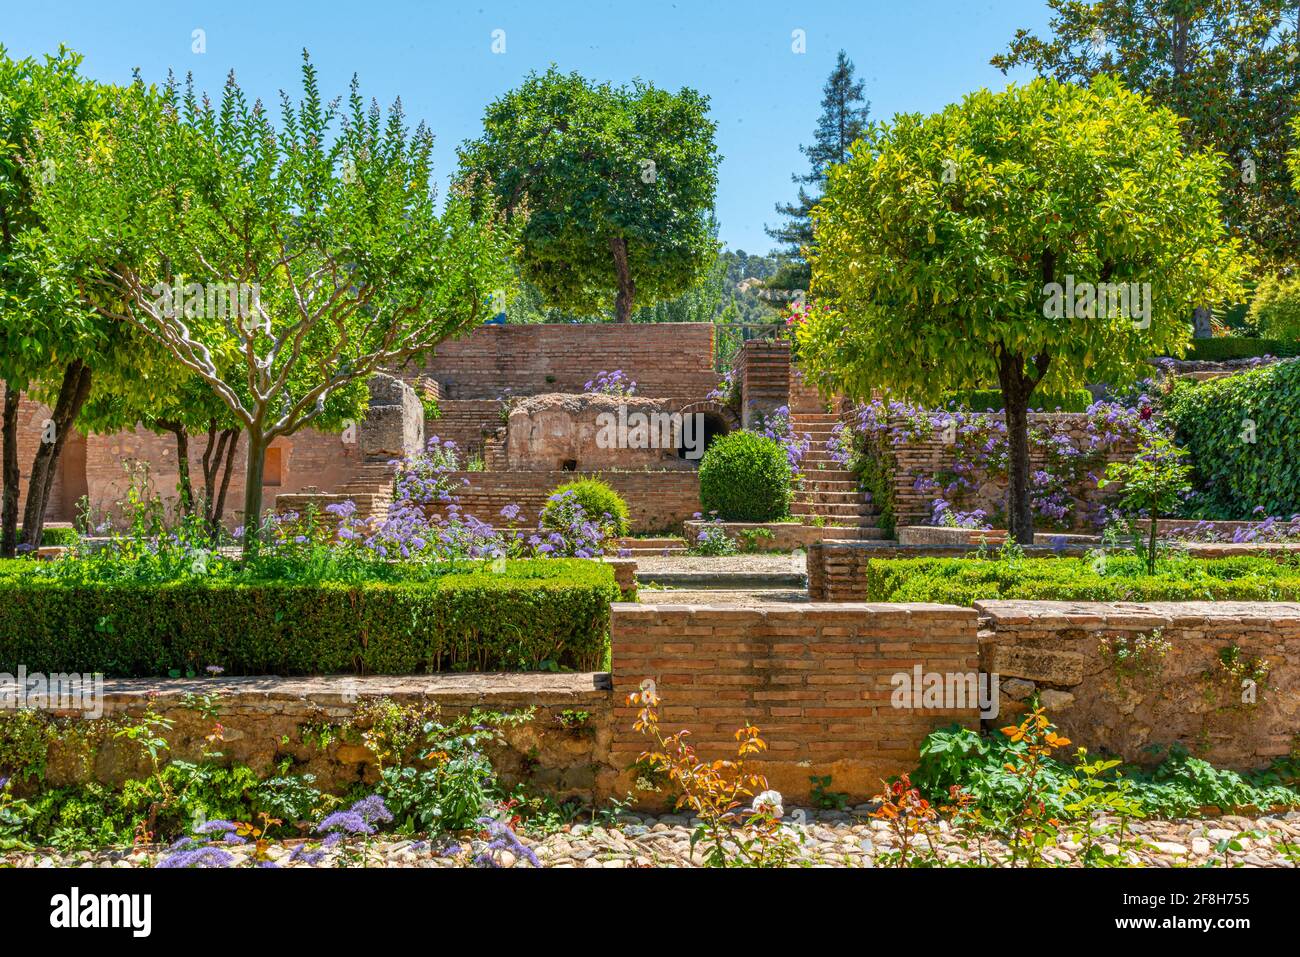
[861,555,1300,605]
[0,559,619,676]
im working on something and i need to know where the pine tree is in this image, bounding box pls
[766,50,870,288]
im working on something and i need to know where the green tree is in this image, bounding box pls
[767,50,871,290]
[34,53,515,552]
[798,78,1246,544]
[0,46,145,554]
[459,67,720,323]
[1246,270,1300,339]
[1098,434,1193,573]
[993,1,1300,275]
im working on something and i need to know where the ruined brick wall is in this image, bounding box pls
[407,323,719,401]
[888,412,1132,530]
[608,603,982,805]
[431,470,701,533]
[977,601,1300,771]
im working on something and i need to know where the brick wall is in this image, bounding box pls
[407,322,719,401]
[977,600,1300,771]
[433,470,700,534]
[608,603,982,804]
[735,338,790,429]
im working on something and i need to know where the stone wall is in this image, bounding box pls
[434,470,701,534]
[407,322,719,401]
[977,601,1300,770]
[607,603,982,804]
[23,674,612,802]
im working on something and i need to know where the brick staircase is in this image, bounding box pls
[788,411,883,536]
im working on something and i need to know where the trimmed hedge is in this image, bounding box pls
[1172,338,1300,362]
[861,556,1300,605]
[698,430,793,521]
[0,559,619,676]
[1163,359,1300,519]
[941,387,1094,413]
[14,527,78,548]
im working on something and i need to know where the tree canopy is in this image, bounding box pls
[797,77,1247,543]
[33,51,516,550]
[993,0,1300,268]
[458,67,720,322]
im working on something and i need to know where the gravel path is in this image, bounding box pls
[634,554,806,576]
[636,587,809,605]
[7,809,1297,868]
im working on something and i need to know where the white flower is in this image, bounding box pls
[751,789,784,819]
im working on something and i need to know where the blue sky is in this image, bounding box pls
[1,0,1051,253]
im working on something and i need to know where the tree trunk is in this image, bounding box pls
[209,428,240,537]
[1,384,20,558]
[159,421,194,516]
[240,431,267,555]
[996,348,1044,547]
[610,236,636,323]
[20,360,92,551]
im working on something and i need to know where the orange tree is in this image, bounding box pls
[797,77,1246,544]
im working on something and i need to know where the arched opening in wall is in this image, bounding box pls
[678,412,730,463]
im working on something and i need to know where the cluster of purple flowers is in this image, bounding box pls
[473,815,540,868]
[754,405,811,476]
[584,369,637,397]
[1165,508,1300,544]
[315,438,612,563]
[836,393,1165,532]
[706,368,737,403]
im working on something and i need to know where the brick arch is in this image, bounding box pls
[677,400,739,432]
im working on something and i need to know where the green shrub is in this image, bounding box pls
[1172,338,1300,362]
[860,554,1300,605]
[698,430,792,522]
[1163,359,1300,518]
[0,559,619,676]
[941,387,1094,413]
[1246,273,1300,341]
[543,479,630,536]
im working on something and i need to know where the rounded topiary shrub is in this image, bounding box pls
[542,478,631,536]
[698,431,793,521]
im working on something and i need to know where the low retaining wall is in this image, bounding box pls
[608,603,982,804]
[15,674,613,801]
[977,601,1300,770]
[11,602,1298,807]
